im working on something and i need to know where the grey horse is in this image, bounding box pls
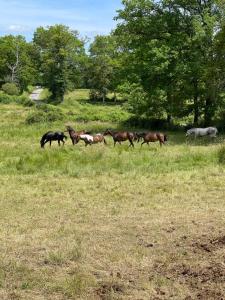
[186,127,218,138]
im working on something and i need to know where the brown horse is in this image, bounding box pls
[141,132,167,147]
[135,132,147,142]
[65,126,90,145]
[104,129,134,147]
[93,134,107,145]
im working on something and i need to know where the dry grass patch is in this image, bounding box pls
[0,167,225,299]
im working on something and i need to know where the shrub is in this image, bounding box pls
[16,95,35,107]
[89,89,101,101]
[0,92,16,104]
[25,104,65,124]
[25,111,46,124]
[2,83,20,95]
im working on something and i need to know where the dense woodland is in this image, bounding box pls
[0,0,225,127]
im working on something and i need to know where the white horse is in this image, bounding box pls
[186,127,218,138]
[79,134,94,146]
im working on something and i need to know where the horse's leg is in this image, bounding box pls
[49,140,52,147]
[114,140,116,147]
[129,139,134,148]
[58,140,60,146]
[141,141,146,147]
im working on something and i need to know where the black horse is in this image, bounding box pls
[40,131,67,148]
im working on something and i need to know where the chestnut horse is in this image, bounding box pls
[141,132,167,147]
[65,126,90,145]
[104,129,134,147]
[93,134,107,145]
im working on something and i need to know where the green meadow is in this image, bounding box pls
[0,90,225,299]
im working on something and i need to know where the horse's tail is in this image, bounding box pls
[164,134,168,142]
[40,131,51,148]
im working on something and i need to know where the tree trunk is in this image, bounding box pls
[166,89,173,125]
[204,96,212,126]
[167,114,172,125]
[193,81,199,125]
[114,91,117,102]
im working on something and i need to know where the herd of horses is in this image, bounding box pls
[40,126,218,148]
[40,126,168,148]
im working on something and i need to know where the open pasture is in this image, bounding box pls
[0,101,225,299]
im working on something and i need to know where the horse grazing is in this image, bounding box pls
[186,127,218,138]
[80,133,107,146]
[40,131,67,148]
[65,126,90,145]
[141,132,167,147]
[104,129,134,147]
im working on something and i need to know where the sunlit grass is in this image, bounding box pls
[0,97,225,299]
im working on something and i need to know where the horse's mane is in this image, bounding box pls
[66,126,75,131]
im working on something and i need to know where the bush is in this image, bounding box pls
[89,89,108,102]
[25,104,65,124]
[16,95,35,107]
[89,89,101,101]
[0,91,35,107]
[2,83,20,95]
[0,92,16,104]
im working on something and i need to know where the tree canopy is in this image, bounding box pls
[0,2,225,127]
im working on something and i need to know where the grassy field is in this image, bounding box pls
[0,90,225,299]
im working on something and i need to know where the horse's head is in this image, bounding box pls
[186,129,192,137]
[40,140,45,148]
[65,126,74,132]
[103,129,111,136]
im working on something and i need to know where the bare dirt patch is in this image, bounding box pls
[193,235,225,253]
[95,281,124,299]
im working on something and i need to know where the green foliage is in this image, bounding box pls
[88,35,118,102]
[25,104,65,124]
[0,91,16,103]
[2,82,20,95]
[26,85,35,93]
[0,91,34,107]
[33,25,87,103]
[17,95,35,107]
[0,35,38,90]
[115,0,225,125]
[62,90,130,123]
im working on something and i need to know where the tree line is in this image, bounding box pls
[0,0,225,126]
